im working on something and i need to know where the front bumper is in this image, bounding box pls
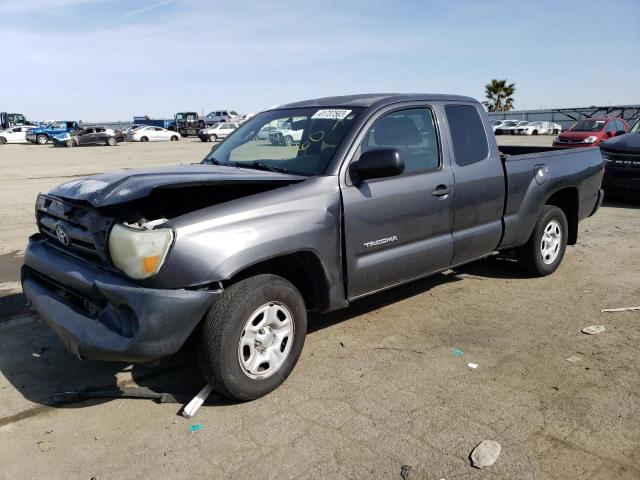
[22,236,220,362]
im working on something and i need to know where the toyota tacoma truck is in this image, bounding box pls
[22,94,604,401]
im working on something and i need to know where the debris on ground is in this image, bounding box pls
[566,355,581,363]
[467,363,478,369]
[182,384,214,419]
[470,440,501,469]
[451,348,464,356]
[582,325,605,335]
[601,306,640,313]
[188,423,204,433]
[36,440,53,452]
[400,464,413,479]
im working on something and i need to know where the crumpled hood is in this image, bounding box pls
[600,133,640,154]
[49,164,306,207]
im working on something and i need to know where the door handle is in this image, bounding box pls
[432,185,453,197]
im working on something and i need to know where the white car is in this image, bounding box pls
[491,120,506,133]
[122,124,146,139]
[0,125,35,144]
[494,120,526,135]
[269,121,304,146]
[198,123,239,142]
[129,126,181,142]
[515,121,549,135]
[203,110,241,125]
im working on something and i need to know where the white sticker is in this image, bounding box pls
[311,109,352,120]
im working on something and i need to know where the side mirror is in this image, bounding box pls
[353,148,404,182]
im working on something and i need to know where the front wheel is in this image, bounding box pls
[36,134,48,145]
[517,205,568,276]
[0,137,6,145]
[66,139,77,147]
[283,135,293,146]
[170,135,179,141]
[198,274,307,401]
[106,137,117,146]
[209,134,218,142]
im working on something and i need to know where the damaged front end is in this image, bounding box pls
[23,165,306,362]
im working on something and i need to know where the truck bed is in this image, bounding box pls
[498,146,604,249]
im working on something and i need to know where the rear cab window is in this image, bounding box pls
[445,105,489,166]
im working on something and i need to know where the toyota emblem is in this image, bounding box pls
[55,225,69,246]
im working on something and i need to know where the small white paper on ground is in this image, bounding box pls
[470,440,501,469]
[182,384,214,419]
[467,363,478,369]
[566,355,581,363]
[582,325,605,335]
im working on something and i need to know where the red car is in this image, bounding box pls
[553,117,629,148]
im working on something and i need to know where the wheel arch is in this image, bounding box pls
[545,187,579,245]
[223,250,331,312]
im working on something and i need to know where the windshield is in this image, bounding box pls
[570,119,606,132]
[518,121,529,126]
[629,120,639,134]
[503,121,518,127]
[202,107,363,176]
[491,120,502,126]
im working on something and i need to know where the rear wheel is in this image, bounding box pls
[36,134,48,145]
[106,137,117,146]
[283,135,293,146]
[517,205,568,276]
[209,134,218,142]
[140,136,149,142]
[65,139,77,147]
[198,274,307,401]
[532,130,538,135]
[0,137,6,145]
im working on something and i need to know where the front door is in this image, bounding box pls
[341,106,454,299]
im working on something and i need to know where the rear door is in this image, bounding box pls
[79,128,94,145]
[341,104,454,299]
[443,104,505,265]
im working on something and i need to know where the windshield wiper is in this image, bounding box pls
[245,161,288,174]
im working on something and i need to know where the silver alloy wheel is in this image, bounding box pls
[238,302,294,379]
[541,219,562,264]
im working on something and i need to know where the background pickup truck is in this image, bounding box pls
[22,94,604,401]
[27,121,80,145]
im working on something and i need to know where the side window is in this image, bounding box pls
[13,127,21,133]
[616,120,626,132]
[445,105,489,166]
[96,128,105,133]
[360,107,439,173]
[605,121,616,133]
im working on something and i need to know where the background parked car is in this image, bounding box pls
[52,127,124,147]
[0,125,35,144]
[494,120,522,135]
[255,124,278,140]
[26,121,79,144]
[553,117,628,147]
[198,122,239,142]
[129,126,181,142]
[203,110,241,125]
[600,119,640,198]
[516,121,550,135]
[122,124,145,139]
[269,120,304,146]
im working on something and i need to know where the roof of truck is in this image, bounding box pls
[277,93,478,109]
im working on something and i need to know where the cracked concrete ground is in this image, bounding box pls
[0,138,638,479]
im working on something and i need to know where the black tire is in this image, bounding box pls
[198,120,205,128]
[199,136,208,142]
[209,134,218,142]
[198,274,307,401]
[106,137,117,146]
[517,205,568,276]
[170,135,179,141]
[532,130,538,135]
[283,135,293,146]
[140,136,149,142]
[36,134,48,145]
[0,137,6,145]
[553,129,559,134]
[65,139,77,147]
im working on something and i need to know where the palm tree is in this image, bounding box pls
[483,79,516,112]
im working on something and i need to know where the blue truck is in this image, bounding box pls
[27,121,80,145]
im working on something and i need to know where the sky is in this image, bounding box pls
[1,0,639,121]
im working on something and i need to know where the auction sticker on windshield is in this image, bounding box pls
[311,109,352,120]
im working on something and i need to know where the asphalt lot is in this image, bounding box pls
[0,135,639,479]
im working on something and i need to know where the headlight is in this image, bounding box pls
[108,224,174,279]
[583,136,598,143]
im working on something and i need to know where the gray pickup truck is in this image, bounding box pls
[22,94,604,400]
